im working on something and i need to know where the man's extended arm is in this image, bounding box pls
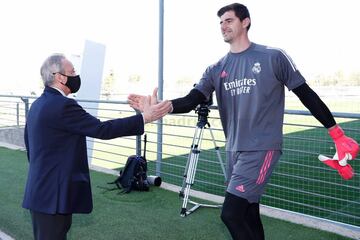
[170,89,206,114]
[293,83,359,179]
[292,83,336,128]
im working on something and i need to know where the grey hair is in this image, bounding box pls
[40,53,66,87]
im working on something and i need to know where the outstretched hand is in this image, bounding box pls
[128,88,172,123]
[142,97,172,124]
[128,88,158,112]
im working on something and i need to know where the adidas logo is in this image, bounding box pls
[236,184,245,192]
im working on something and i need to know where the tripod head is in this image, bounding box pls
[195,94,213,128]
[195,103,210,128]
[192,84,213,128]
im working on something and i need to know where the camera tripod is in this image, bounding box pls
[179,104,226,217]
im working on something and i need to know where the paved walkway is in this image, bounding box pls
[0,142,25,151]
[0,230,14,240]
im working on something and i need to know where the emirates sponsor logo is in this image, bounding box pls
[223,78,257,96]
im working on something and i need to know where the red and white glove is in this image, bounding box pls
[328,125,359,166]
[318,152,354,180]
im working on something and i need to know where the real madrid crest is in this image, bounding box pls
[252,62,261,74]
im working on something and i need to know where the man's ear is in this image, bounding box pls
[242,17,251,29]
[54,73,65,84]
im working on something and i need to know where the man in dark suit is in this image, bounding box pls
[22,53,172,240]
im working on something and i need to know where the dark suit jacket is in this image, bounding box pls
[22,87,144,214]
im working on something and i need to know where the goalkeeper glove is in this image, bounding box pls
[318,153,354,180]
[328,125,359,166]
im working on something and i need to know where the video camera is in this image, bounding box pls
[193,83,213,111]
[194,88,213,127]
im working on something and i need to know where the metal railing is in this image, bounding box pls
[0,94,359,229]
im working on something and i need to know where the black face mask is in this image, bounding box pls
[58,73,81,93]
[65,75,81,93]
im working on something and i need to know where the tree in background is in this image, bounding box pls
[128,74,141,84]
[312,70,360,86]
[348,72,360,86]
[101,69,116,100]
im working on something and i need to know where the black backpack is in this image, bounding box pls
[109,135,149,193]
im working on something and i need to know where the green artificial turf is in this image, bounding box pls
[0,146,354,240]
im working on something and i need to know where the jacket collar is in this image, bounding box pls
[44,86,64,96]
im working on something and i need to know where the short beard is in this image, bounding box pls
[223,37,232,43]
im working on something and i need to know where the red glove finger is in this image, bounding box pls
[337,164,354,180]
[318,154,354,180]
